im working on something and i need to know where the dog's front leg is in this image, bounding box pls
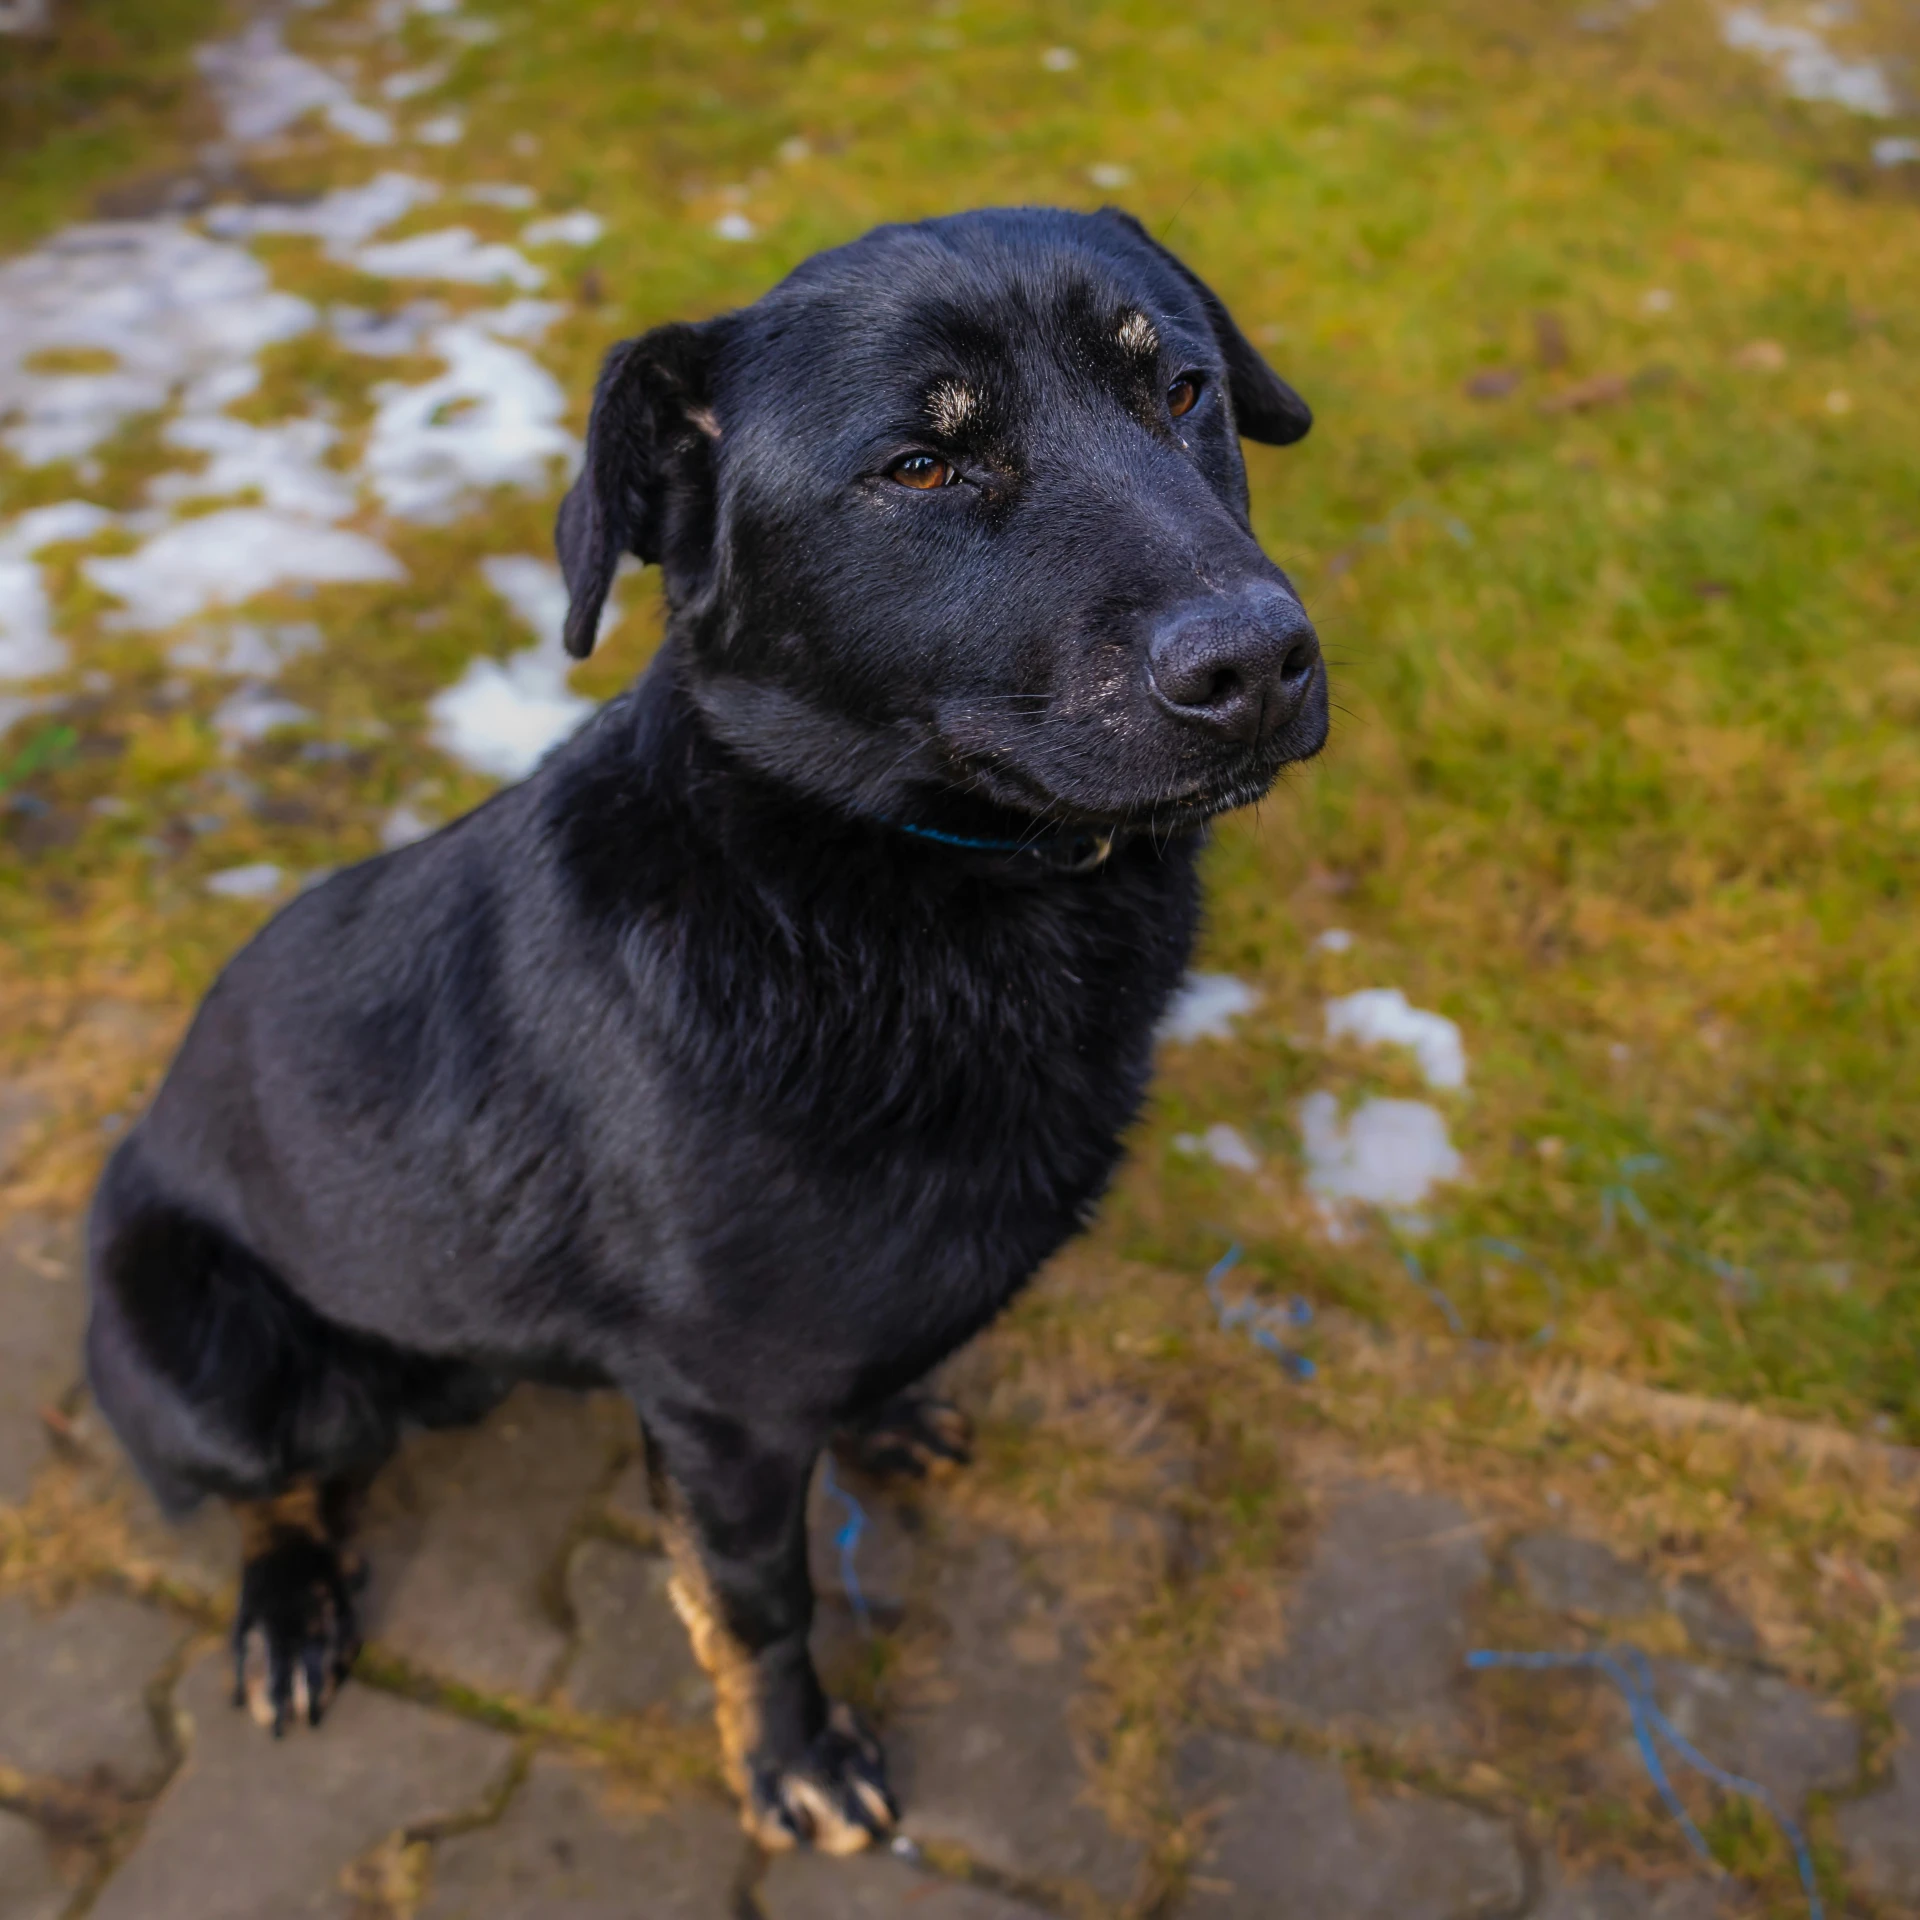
[641,1402,896,1852]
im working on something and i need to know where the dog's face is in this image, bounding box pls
[557,207,1326,832]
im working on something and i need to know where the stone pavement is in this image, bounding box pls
[4,1209,1916,1918]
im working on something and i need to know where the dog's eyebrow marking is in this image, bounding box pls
[927,379,978,434]
[1116,310,1159,355]
[685,404,722,440]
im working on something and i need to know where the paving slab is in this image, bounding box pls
[808,1459,917,1626]
[1246,1480,1490,1749]
[1644,1659,1857,1810]
[419,1752,744,1919]
[1667,1577,1760,1660]
[1531,1862,1729,1918]
[0,1587,186,1791]
[603,1456,660,1542]
[1512,1535,1661,1620]
[761,1848,1052,1918]
[560,1538,711,1722]
[0,1080,52,1180]
[0,1808,67,1920]
[357,1385,622,1700]
[88,1651,512,1920]
[891,1531,1143,1905]
[86,1440,241,1604]
[0,1213,85,1506]
[1174,1733,1524,1919]
[1836,1687,1920,1902]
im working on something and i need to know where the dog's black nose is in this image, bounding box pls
[1147,588,1320,745]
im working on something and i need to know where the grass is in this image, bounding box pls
[3,0,1917,1426]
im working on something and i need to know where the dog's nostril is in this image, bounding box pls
[1279,642,1317,686]
[1204,667,1244,711]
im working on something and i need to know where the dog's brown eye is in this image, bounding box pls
[1167,376,1201,419]
[890,454,953,490]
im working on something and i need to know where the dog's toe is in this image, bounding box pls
[231,1531,360,1736]
[746,1704,898,1854]
[839,1393,972,1481]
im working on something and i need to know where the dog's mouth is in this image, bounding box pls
[935,737,1302,836]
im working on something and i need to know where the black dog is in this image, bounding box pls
[86,206,1325,1851]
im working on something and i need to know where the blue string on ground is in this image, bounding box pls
[1467,1645,1823,1919]
[1477,1235,1563,1345]
[1395,1243,1469,1338]
[1204,1244,1315,1380]
[1601,1159,1758,1299]
[819,1456,872,1633]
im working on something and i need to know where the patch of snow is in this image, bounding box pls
[713,212,756,242]
[1874,135,1920,166]
[1040,45,1078,71]
[0,502,117,680]
[85,508,403,629]
[427,654,593,780]
[151,414,358,521]
[351,227,545,288]
[1087,162,1132,189]
[1298,1089,1464,1216]
[1721,7,1897,116]
[476,299,566,341]
[198,18,395,144]
[382,63,450,100]
[1159,971,1260,1044]
[205,861,286,899]
[329,300,447,356]
[380,802,435,849]
[426,554,597,779]
[522,210,604,247]
[1324,987,1467,1090]
[413,112,465,146]
[480,554,573,649]
[1173,1123,1261,1173]
[168,620,323,675]
[362,320,575,520]
[203,172,437,248]
[0,223,315,465]
[1314,927,1353,952]
[466,183,539,208]
[0,694,58,739]
[212,685,315,743]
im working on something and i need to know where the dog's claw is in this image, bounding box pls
[232,1530,360,1736]
[839,1393,972,1482]
[746,1704,898,1854]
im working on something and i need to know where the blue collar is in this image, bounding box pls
[890,819,1118,874]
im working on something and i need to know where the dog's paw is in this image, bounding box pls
[745,1703,897,1854]
[838,1393,972,1481]
[232,1531,361,1736]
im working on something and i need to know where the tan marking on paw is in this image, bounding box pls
[1117,310,1159,355]
[686,404,722,440]
[236,1482,326,1558]
[927,379,977,434]
[242,1627,276,1729]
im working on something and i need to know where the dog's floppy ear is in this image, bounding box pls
[1097,209,1312,447]
[555,319,727,659]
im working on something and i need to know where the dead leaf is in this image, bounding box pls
[1534,310,1570,369]
[1539,373,1631,414]
[1464,367,1522,400]
[1731,338,1787,372]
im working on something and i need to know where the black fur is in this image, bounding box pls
[87,205,1325,1842]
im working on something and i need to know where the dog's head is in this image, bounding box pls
[557,206,1326,833]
